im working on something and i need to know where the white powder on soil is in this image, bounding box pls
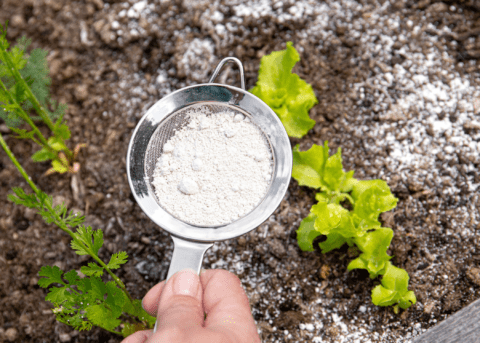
[100,1,480,341]
[152,109,273,226]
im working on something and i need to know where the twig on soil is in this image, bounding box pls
[116,215,127,232]
[71,173,85,206]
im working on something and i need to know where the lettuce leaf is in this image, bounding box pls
[348,227,393,278]
[292,140,414,310]
[371,262,416,310]
[296,213,321,251]
[352,180,398,230]
[250,41,317,138]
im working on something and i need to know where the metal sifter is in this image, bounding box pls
[126,57,292,330]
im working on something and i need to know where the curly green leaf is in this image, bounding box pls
[296,213,321,252]
[250,42,317,138]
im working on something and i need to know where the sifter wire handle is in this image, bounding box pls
[208,57,246,90]
[152,236,213,333]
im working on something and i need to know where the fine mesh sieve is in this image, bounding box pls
[144,103,275,227]
[126,57,292,331]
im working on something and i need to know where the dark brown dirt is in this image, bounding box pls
[0,0,479,342]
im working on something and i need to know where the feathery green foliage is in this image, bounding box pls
[0,133,155,337]
[38,258,155,335]
[0,22,84,175]
[293,141,416,311]
[0,25,60,126]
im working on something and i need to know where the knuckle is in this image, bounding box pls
[167,295,202,311]
[213,269,241,285]
[157,296,203,324]
[157,326,186,341]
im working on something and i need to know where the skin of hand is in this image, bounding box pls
[121,269,262,343]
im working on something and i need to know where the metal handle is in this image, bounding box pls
[153,236,213,333]
[165,236,213,280]
[208,57,245,90]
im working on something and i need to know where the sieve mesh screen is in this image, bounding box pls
[144,103,274,212]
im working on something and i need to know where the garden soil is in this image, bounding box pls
[0,0,479,342]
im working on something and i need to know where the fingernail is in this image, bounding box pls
[172,269,199,296]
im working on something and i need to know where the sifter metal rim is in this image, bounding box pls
[126,82,292,243]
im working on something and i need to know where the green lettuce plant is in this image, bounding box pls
[294,141,416,312]
[250,41,317,138]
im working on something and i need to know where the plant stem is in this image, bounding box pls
[329,192,354,206]
[0,132,135,306]
[98,326,122,336]
[0,132,41,194]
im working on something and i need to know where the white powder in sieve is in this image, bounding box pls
[152,108,273,226]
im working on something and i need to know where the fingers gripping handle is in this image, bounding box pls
[152,236,213,333]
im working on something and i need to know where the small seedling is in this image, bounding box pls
[293,141,416,310]
[0,21,154,337]
[0,134,155,336]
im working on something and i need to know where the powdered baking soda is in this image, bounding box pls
[152,108,273,226]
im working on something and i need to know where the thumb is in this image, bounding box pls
[154,269,204,334]
[201,269,261,342]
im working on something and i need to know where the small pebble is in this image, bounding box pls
[199,118,210,130]
[59,333,71,342]
[255,154,265,162]
[173,145,185,159]
[305,323,315,332]
[5,328,18,342]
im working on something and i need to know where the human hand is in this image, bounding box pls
[121,269,261,343]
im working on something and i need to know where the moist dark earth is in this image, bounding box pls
[1,0,479,342]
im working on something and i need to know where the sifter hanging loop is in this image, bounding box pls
[208,57,245,90]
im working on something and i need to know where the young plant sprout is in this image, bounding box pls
[0,22,154,337]
[293,141,416,312]
[251,42,415,312]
